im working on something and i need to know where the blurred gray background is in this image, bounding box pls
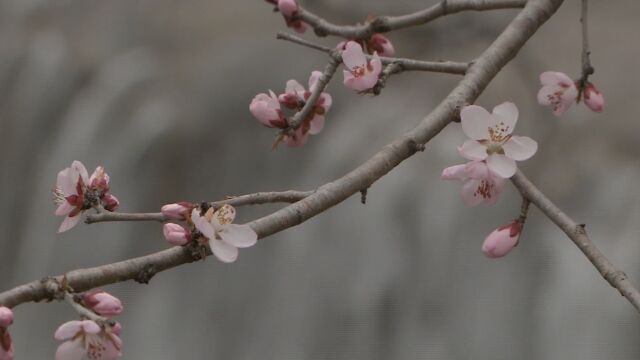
[1,0,639,359]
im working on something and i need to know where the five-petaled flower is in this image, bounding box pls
[458,102,537,179]
[54,161,120,233]
[0,307,13,360]
[191,205,258,263]
[441,160,505,206]
[341,41,382,92]
[55,320,121,360]
[482,221,522,258]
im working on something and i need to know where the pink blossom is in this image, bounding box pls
[191,205,258,263]
[458,102,537,179]
[83,291,123,317]
[367,34,395,57]
[537,71,579,115]
[482,222,522,258]
[250,91,287,129]
[583,82,604,112]
[0,308,12,329]
[163,223,191,246]
[277,0,298,17]
[0,329,13,360]
[102,194,119,212]
[160,202,194,220]
[55,320,121,360]
[341,41,382,92]
[441,161,505,206]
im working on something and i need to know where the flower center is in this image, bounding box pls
[475,179,495,200]
[351,66,366,78]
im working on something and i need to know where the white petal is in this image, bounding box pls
[491,102,518,134]
[55,339,85,360]
[486,154,517,178]
[441,164,468,180]
[220,224,258,248]
[209,239,238,263]
[540,71,573,86]
[342,41,366,69]
[458,140,488,161]
[58,214,82,233]
[191,209,215,240]
[57,168,75,195]
[460,105,491,140]
[536,85,556,105]
[285,79,304,96]
[503,136,538,161]
[54,321,83,340]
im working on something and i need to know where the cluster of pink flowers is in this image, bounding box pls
[55,291,123,360]
[537,71,604,115]
[162,203,258,263]
[250,71,332,147]
[54,161,119,233]
[0,307,14,360]
[265,0,307,33]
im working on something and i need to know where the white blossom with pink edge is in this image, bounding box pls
[537,71,579,115]
[341,41,382,92]
[191,205,257,263]
[441,161,505,206]
[482,221,522,258]
[250,91,287,129]
[458,102,537,179]
[54,320,121,360]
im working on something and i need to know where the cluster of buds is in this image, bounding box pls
[162,202,258,263]
[55,291,123,359]
[250,71,332,147]
[54,161,120,233]
[0,307,13,360]
[265,0,307,33]
[537,71,604,115]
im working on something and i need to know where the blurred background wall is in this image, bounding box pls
[0,0,639,358]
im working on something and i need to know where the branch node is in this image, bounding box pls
[135,264,157,284]
[360,188,369,205]
[409,139,426,153]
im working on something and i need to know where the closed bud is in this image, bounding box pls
[583,82,604,113]
[161,202,193,220]
[0,307,13,328]
[482,222,522,258]
[163,223,191,246]
[102,193,120,212]
[83,291,123,317]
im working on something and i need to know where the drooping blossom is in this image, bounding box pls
[0,307,13,360]
[583,82,605,112]
[54,161,120,233]
[458,102,537,179]
[537,71,579,115]
[482,221,522,258]
[250,91,287,129]
[55,320,121,360]
[161,202,194,220]
[441,160,505,206]
[163,223,191,246]
[82,291,123,317]
[341,41,382,92]
[191,205,257,263]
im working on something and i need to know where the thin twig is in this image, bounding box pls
[63,292,108,324]
[577,0,594,99]
[297,0,527,38]
[373,62,403,95]
[511,170,640,312]
[86,189,314,224]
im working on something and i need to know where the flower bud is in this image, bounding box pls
[583,82,604,113]
[482,222,522,258]
[102,193,120,212]
[161,202,193,220]
[0,307,13,328]
[163,223,191,246]
[83,291,123,317]
[277,0,298,17]
[110,321,122,336]
[367,34,395,57]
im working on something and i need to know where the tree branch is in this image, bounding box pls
[511,171,640,312]
[298,0,527,38]
[0,0,565,309]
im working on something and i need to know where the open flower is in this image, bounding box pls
[342,41,382,92]
[55,320,121,360]
[82,291,123,317]
[441,160,505,206]
[250,91,287,129]
[482,221,522,258]
[537,71,578,115]
[191,205,257,263]
[458,102,537,179]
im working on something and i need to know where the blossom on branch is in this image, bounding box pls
[54,161,120,233]
[191,205,257,263]
[537,71,605,115]
[336,34,396,57]
[441,160,505,206]
[161,202,194,220]
[0,307,13,360]
[55,320,121,360]
[341,41,382,92]
[163,223,192,246]
[482,221,522,258]
[82,291,123,317]
[458,102,537,179]
[583,82,605,112]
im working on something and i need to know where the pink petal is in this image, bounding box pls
[502,136,538,161]
[441,164,468,180]
[319,93,332,112]
[55,339,85,360]
[54,321,83,340]
[486,154,517,178]
[209,239,239,263]
[464,161,490,179]
[460,105,491,140]
[277,0,298,17]
[458,140,488,161]
[285,79,305,96]
[71,161,89,186]
[369,55,382,78]
[482,226,520,258]
[58,213,82,233]
[308,71,322,93]
[461,179,484,207]
[191,209,215,240]
[584,83,604,113]
[540,71,573,87]
[342,41,366,70]
[308,115,325,135]
[55,201,75,216]
[219,224,258,248]
[491,102,518,134]
[536,85,556,106]
[57,168,75,196]
[0,307,13,328]
[98,334,122,359]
